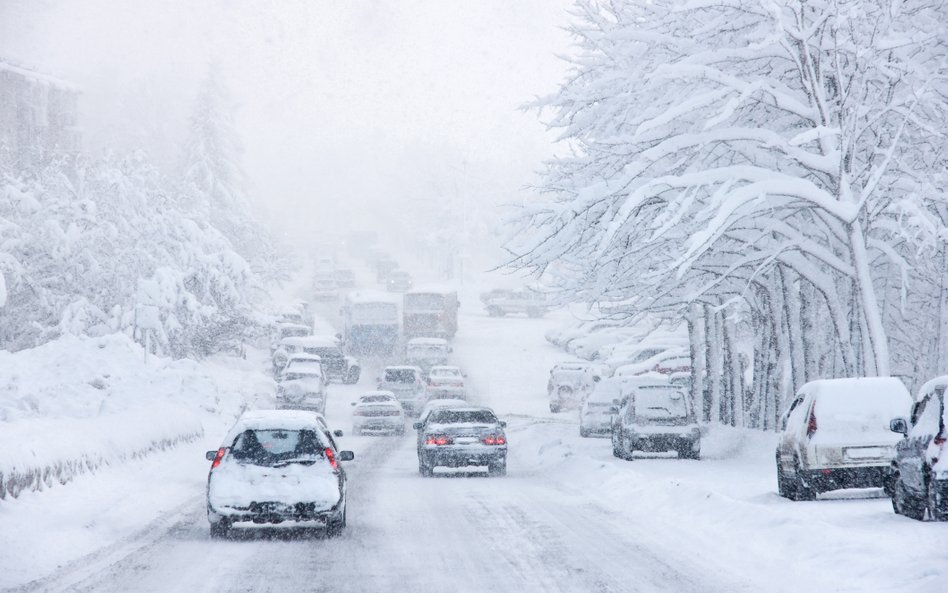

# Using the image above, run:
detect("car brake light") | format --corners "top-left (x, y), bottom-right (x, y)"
top-left (325, 447), bottom-right (338, 470)
top-left (425, 435), bottom-right (452, 445)
top-left (935, 434), bottom-right (946, 446)
top-left (806, 406), bottom-right (817, 438)
top-left (210, 447), bottom-right (226, 469)
top-left (483, 435), bottom-right (506, 445)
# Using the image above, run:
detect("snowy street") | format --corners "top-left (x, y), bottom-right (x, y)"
top-left (5, 306), bottom-right (945, 593)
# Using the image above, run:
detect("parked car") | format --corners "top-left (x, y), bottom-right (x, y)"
top-left (426, 365), bottom-right (466, 399)
top-left (205, 410), bottom-right (353, 538)
top-left (580, 377), bottom-right (633, 437)
top-left (548, 361), bottom-right (604, 413)
top-left (406, 337), bottom-right (451, 374)
top-left (378, 365), bottom-right (428, 416)
top-left (413, 406), bottom-right (507, 477)
top-left (351, 391), bottom-right (406, 436)
top-left (481, 288), bottom-right (552, 318)
top-left (611, 380), bottom-right (700, 459)
top-left (776, 377), bottom-right (911, 501)
top-left (888, 376), bottom-right (948, 520)
top-left (386, 270), bottom-right (414, 292)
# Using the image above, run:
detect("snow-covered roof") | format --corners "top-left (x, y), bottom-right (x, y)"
top-left (287, 353), bottom-right (322, 362)
top-left (915, 375), bottom-right (948, 401)
top-left (385, 365), bottom-right (423, 372)
top-left (230, 410), bottom-right (327, 433)
top-left (360, 390), bottom-right (396, 398)
top-left (429, 365), bottom-right (461, 372)
top-left (405, 285), bottom-right (458, 296)
top-left (346, 291), bottom-right (400, 304)
top-left (0, 60), bottom-right (78, 91)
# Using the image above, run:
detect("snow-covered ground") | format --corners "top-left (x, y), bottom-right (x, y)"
top-left (2, 292), bottom-right (946, 592)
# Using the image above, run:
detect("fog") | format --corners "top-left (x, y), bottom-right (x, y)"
top-left (0, 0), bottom-right (573, 263)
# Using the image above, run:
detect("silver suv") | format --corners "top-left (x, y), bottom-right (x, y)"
top-left (611, 381), bottom-right (700, 460)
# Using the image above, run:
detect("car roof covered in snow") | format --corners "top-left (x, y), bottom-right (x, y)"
top-left (360, 390), bottom-right (396, 399)
top-left (346, 290), bottom-right (400, 304)
top-left (287, 353), bottom-right (322, 362)
top-left (915, 375), bottom-right (948, 401)
top-left (407, 337), bottom-right (448, 346)
top-left (405, 285), bottom-right (458, 295)
top-left (385, 365), bottom-right (423, 372)
top-left (280, 335), bottom-right (339, 348)
top-left (429, 365), bottom-right (461, 372)
top-left (276, 322), bottom-right (310, 331)
top-left (222, 410), bottom-right (330, 443)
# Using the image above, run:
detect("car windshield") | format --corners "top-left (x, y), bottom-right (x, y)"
top-left (428, 410), bottom-right (496, 424)
top-left (385, 369), bottom-right (417, 383)
top-left (361, 395), bottom-right (393, 403)
top-left (634, 387), bottom-right (689, 419)
top-left (230, 429), bottom-right (326, 465)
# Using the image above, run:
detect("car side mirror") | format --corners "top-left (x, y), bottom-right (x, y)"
top-left (499, 421), bottom-right (507, 428)
top-left (889, 417), bottom-right (908, 436)
top-left (334, 429), bottom-right (344, 437)
top-left (593, 376), bottom-right (601, 383)
top-left (338, 450), bottom-right (355, 461)
top-left (205, 450), bottom-right (217, 461)
top-left (413, 422), bottom-right (423, 430)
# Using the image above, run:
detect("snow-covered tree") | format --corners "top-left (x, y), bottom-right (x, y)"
top-left (511, 0), bottom-right (948, 423)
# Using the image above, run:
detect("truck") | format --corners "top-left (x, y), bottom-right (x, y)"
top-left (403, 288), bottom-right (459, 340)
top-left (342, 291), bottom-right (400, 355)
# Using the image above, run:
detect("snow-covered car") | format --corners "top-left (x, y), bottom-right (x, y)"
top-left (611, 380), bottom-right (700, 459)
top-left (413, 406), bottom-right (507, 477)
top-left (776, 377), bottom-right (911, 501)
top-left (277, 335), bottom-right (360, 384)
top-left (351, 391), bottom-right (406, 436)
top-left (406, 337), bottom-right (451, 374)
top-left (580, 377), bottom-right (627, 437)
top-left (312, 274), bottom-right (339, 301)
top-left (481, 288), bottom-right (552, 318)
top-left (205, 410), bottom-right (353, 538)
top-left (889, 375), bottom-right (948, 520)
top-left (547, 361), bottom-right (604, 413)
top-left (378, 365), bottom-right (428, 416)
top-left (386, 270), bottom-right (413, 292)
top-left (278, 365), bottom-right (327, 414)
top-left (270, 322), bottom-right (312, 355)
top-left (334, 268), bottom-right (356, 289)
top-left (426, 365), bottom-right (466, 399)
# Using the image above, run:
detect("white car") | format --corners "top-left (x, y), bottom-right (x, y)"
top-left (405, 337), bottom-right (451, 373)
top-left (776, 377), bottom-right (912, 500)
top-left (378, 365), bottom-right (428, 416)
top-left (205, 410), bottom-right (353, 538)
top-left (277, 366), bottom-right (327, 414)
top-left (547, 361), bottom-right (604, 413)
top-left (579, 377), bottom-right (631, 437)
top-left (426, 365), bottom-right (466, 399)
top-left (351, 391), bottom-right (406, 435)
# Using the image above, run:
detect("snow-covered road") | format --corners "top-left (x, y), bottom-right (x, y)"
top-left (6, 304), bottom-right (947, 593)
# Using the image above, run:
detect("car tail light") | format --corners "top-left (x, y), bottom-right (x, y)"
top-left (325, 447), bottom-right (338, 470)
top-left (483, 435), bottom-right (507, 445)
top-left (935, 433), bottom-right (946, 446)
top-left (210, 447), bottom-right (226, 469)
top-left (425, 435), bottom-right (452, 445)
top-left (806, 406), bottom-right (818, 438)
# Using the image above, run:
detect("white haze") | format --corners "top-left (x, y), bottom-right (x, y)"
top-left (0, 0), bottom-right (573, 261)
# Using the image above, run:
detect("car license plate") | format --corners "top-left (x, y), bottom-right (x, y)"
top-left (455, 437), bottom-right (478, 445)
top-left (845, 447), bottom-right (884, 460)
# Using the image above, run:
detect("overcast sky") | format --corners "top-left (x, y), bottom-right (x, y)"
top-left (0, 0), bottom-right (574, 255)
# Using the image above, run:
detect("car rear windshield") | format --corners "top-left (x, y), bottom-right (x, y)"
top-left (813, 388), bottom-right (908, 433)
top-left (429, 410), bottom-right (496, 424)
top-left (283, 371), bottom-right (321, 382)
top-left (362, 395), bottom-right (393, 403)
top-left (634, 387), bottom-right (689, 419)
top-left (385, 369), bottom-right (417, 382)
top-left (230, 429), bottom-right (327, 465)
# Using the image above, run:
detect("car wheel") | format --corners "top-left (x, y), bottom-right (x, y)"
top-left (611, 431), bottom-right (623, 458)
top-left (580, 427), bottom-right (591, 438)
top-left (209, 518), bottom-right (231, 539)
top-left (488, 460), bottom-right (507, 477)
top-left (776, 454), bottom-right (795, 499)
top-left (550, 403), bottom-right (561, 413)
top-left (893, 477), bottom-right (925, 520)
top-left (791, 459), bottom-right (816, 501)
top-left (928, 475), bottom-right (948, 521)
top-left (327, 507), bottom-right (346, 537)
top-left (419, 457), bottom-right (434, 477)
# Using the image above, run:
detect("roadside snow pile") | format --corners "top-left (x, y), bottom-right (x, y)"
top-left (0, 333), bottom-right (272, 499)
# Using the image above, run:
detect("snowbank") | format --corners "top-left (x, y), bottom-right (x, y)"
top-left (0, 333), bottom-right (273, 499)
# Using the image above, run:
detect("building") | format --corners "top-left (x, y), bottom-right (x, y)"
top-left (0, 59), bottom-right (80, 168)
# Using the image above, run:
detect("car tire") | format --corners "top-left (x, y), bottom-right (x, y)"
top-left (791, 459), bottom-right (817, 501)
top-left (419, 457), bottom-right (434, 477)
top-left (327, 507), bottom-right (346, 537)
top-left (928, 475), bottom-right (948, 521)
top-left (488, 460), bottom-right (507, 477)
top-left (611, 431), bottom-right (623, 458)
top-left (681, 447), bottom-right (700, 460)
top-left (550, 403), bottom-right (561, 413)
top-left (776, 455), bottom-right (795, 499)
top-left (209, 518), bottom-right (231, 539)
top-left (893, 477), bottom-right (925, 520)
top-left (580, 427), bottom-right (591, 438)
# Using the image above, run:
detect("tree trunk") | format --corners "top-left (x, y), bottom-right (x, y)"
top-left (850, 223), bottom-right (890, 375)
